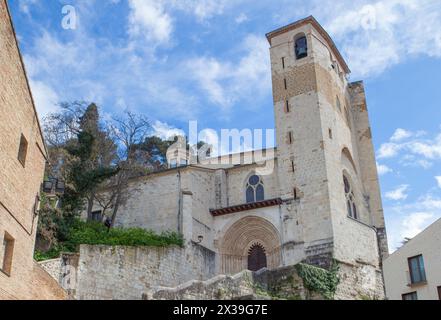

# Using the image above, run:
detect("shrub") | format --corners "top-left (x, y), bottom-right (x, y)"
top-left (68, 221), bottom-right (184, 247)
top-left (34, 220), bottom-right (184, 261)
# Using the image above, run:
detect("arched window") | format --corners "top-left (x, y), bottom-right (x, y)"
top-left (246, 175), bottom-right (264, 203)
top-left (343, 175), bottom-right (358, 220)
top-left (295, 36), bottom-right (308, 60)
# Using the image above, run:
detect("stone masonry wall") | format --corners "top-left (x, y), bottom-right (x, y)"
top-left (75, 243), bottom-right (215, 300)
top-left (148, 266), bottom-right (323, 300)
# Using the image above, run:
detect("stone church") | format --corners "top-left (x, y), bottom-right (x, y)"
top-left (92, 16), bottom-right (389, 298)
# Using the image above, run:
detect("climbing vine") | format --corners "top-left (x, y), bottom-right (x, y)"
top-left (295, 261), bottom-right (340, 300)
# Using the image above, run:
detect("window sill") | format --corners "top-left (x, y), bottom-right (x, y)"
top-left (407, 281), bottom-right (427, 288)
top-left (346, 216), bottom-right (376, 231)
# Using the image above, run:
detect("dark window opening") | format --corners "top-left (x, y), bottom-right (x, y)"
top-left (402, 292), bottom-right (418, 300)
top-left (288, 132), bottom-right (293, 144)
top-left (1, 232), bottom-right (15, 276)
top-left (408, 255), bottom-right (427, 285)
top-left (285, 100), bottom-right (290, 113)
top-left (295, 36), bottom-right (308, 60)
top-left (437, 286), bottom-right (441, 300)
top-left (284, 78), bottom-right (287, 90)
top-left (294, 188), bottom-right (298, 200)
top-left (91, 210), bottom-right (103, 222)
top-left (17, 134), bottom-right (28, 167)
top-left (281, 57), bottom-right (285, 69)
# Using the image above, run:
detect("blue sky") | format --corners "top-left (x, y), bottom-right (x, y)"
top-left (9, 0), bottom-right (441, 252)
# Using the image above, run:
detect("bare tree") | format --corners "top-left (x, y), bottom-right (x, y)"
top-left (106, 110), bottom-right (152, 227)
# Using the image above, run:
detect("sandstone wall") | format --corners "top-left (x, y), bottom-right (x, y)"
top-left (149, 266), bottom-right (323, 300)
top-left (75, 244), bottom-right (215, 300)
top-left (0, 0), bottom-right (65, 300)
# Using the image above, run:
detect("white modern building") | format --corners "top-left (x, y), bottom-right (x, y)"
top-left (383, 218), bottom-right (441, 300)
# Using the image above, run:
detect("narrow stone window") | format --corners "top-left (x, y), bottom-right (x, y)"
top-left (285, 100), bottom-right (290, 113)
top-left (344, 107), bottom-right (351, 129)
top-left (288, 131), bottom-right (293, 144)
top-left (329, 128), bottom-right (333, 139)
top-left (281, 57), bottom-right (285, 69)
top-left (291, 160), bottom-right (295, 173)
top-left (284, 78), bottom-right (287, 90)
top-left (293, 188), bottom-right (298, 200)
top-left (17, 134), bottom-right (28, 167)
top-left (1, 232), bottom-right (15, 276)
top-left (336, 96), bottom-right (341, 111)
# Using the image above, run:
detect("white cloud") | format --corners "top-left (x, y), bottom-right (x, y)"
top-left (152, 121), bottom-right (185, 140)
top-left (377, 142), bottom-right (402, 159)
top-left (29, 80), bottom-right (60, 117)
top-left (390, 128), bottom-right (412, 142)
top-left (235, 13), bottom-right (249, 24)
top-left (184, 34), bottom-right (270, 110)
top-left (128, 0), bottom-right (173, 44)
top-left (385, 185), bottom-right (409, 201)
top-left (377, 162), bottom-right (392, 176)
top-left (400, 212), bottom-right (434, 240)
top-left (18, 0), bottom-right (39, 14)
top-left (436, 176), bottom-right (441, 188)
top-left (386, 193), bottom-right (441, 252)
top-left (377, 128), bottom-right (441, 166)
top-left (169, 0), bottom-right (227, 21)
top-left (321, 0), bottom-right (441, 77)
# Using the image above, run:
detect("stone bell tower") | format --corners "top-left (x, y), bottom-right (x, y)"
top-left (266, 16), bottom-right (388, 298)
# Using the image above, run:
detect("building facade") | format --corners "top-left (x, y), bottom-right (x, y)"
top-left (91, 17), bottom-right (388, 299)
top-left (383, 218), bottom-right (441, 300)
top-left (0, 0), bottom-right (66, 300)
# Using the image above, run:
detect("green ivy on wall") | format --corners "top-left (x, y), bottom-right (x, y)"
top-left (295, 261), bottom-right (340, 300)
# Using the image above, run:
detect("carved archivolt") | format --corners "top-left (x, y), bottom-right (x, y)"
top-left (220, 216), bottom-right (282, 274)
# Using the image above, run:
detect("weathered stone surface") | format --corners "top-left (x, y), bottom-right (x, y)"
top-left (75, 244), bottom-right (215, 300)
top-left (148, 266), bottom-right (324, 300)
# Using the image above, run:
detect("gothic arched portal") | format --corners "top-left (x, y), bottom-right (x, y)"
top-left (219, 216), bottom-right (281, 275)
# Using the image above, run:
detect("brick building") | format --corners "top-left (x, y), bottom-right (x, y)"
top-left (0, 0), bottom-right (66, 300)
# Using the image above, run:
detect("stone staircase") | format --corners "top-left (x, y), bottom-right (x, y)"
top-left (143, 265), bottom-right (323, 300)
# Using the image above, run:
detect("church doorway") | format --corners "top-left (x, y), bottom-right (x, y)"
top-left (219, 216), bottom-right (281, 275)
top-left (247, 244), bottom-right (267, 272)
